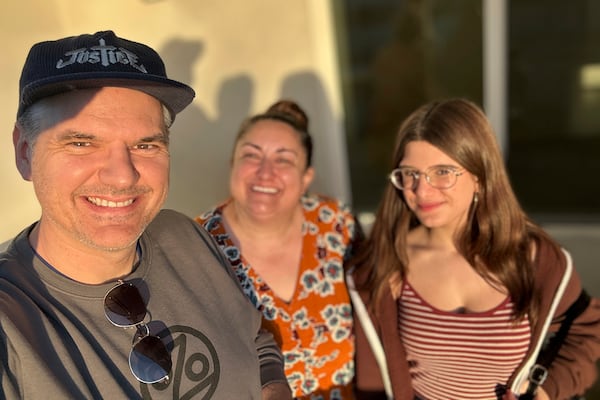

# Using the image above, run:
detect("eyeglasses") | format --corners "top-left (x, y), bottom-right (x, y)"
top-left (103, 280), bottom-right (172, 384)
top-left (389, 165), bottom-right (464, 191)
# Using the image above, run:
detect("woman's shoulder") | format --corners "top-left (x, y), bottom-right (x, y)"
top-left (302, 193), bottom-right (352, 213)
top-left (195, 201), bottom-right (229, 225)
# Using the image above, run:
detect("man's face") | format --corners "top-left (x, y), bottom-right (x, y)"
top-left (15, 87), bottom-right (170, 252)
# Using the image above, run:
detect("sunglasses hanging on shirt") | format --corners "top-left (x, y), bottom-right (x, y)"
top-left (103, 280), bottom-right (172, 384)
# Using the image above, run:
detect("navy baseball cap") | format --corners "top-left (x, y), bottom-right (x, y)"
top-left (17, 30), bottom-right (195, 120)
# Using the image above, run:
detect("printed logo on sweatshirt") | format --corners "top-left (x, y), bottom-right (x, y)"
top-left (140, 325), bottom-right (220, 399)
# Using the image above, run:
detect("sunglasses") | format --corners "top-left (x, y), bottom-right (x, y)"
top-left (103, 280), bottom-right (172, 384)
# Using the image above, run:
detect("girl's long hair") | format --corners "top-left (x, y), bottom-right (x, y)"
top-left (353, 98), bottom-right (560, 323)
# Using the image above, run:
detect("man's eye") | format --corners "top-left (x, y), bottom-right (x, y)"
top-left (70, 141), bottom-right (90, 147)
top-left (136, 143), bottom-right (156, 150)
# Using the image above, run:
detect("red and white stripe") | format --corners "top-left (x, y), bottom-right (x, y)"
top-left (398, 281), bottom-right (531, 399)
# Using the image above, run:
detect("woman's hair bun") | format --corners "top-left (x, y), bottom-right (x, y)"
top-left (265, 99), bottom-right (309, 132)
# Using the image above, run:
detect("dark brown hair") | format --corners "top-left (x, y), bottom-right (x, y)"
top-left (353, 98), bottom-right (561, 324)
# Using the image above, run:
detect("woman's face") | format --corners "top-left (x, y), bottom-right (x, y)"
top-left (229, 119), bottom-right (314, 220)
top-left (399, 140), bottom-right (478, 233)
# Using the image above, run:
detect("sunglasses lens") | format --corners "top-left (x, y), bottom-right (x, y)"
top-left (129, 335), bottom-right (172, 384)
top-left (104, 282), bottom-right (147, 327)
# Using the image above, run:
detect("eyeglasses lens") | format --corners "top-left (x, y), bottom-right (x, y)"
top-left (130, 335), bottom-right (173, 384)
top-left (104, 282), bottom-right (147, 327)
top-left (104, 281), bottom-right (172, 384)
top-left (390, 169), bottom-right (414, 190)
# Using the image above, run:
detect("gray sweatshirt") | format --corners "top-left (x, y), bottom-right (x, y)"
top-left (0, 209), bottom-right (286, 399)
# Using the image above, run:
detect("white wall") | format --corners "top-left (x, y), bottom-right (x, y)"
top-left (0, 0), bottom-right (350, 243)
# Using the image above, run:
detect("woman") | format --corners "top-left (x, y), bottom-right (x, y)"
top-left (351, 98), bottom-right (600, 399)
top-left (196, 100), bottom-right (361, 399)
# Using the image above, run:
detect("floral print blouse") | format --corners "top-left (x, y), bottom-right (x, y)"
top-left (196, 194), bottom-right (359, 399)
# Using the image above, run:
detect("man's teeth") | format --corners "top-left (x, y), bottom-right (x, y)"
top-left (87, 197), bottom-right (134, 208)
top-left (252, 186), bottom-right (278, 194)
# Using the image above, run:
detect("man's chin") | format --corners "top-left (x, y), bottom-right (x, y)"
top-left (80, 229), bottom-right (144, 252)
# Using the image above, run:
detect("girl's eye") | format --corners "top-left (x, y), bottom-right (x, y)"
top-left (402, 169), bottom-right (418, 178)
top-left (434, 167), bottom-right (455, 176)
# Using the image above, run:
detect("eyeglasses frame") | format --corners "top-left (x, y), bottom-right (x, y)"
top-left (389, 165), bottom-right (465, 191)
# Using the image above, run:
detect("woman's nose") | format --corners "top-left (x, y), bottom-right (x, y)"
top-left (256, 158), bottom-right (275, 177)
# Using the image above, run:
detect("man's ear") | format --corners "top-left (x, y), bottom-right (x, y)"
top-left (13, 124), bottom-right (33, 181)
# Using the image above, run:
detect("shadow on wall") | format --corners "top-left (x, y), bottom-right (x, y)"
top-left (160, 37), bottom-right (254, 217)
top-left (168, 71), bottom-right (253, 217)
top-left (279, 71), bottom-right (340, 200)
top-left (160, 37), bottom-right (343, 218)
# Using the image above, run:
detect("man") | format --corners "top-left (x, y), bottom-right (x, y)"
top-left (1, 30), bottom-right (291, 399)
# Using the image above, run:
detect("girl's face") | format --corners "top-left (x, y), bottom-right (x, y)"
top-left (229, 119), bottom-right (314, 220)
top-left (398, 140), bottom-right (478, 233)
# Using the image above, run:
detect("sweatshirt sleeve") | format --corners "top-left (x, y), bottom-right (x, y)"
top-left (542, 268), bottom-right (600, 398)
top-left (254, 328), bottom-right (288, 387)
top-left (191, 214), bottom-right (289, 387)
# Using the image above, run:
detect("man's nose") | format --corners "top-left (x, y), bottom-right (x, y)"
top-left (98, 145), bottom-right (140, 187)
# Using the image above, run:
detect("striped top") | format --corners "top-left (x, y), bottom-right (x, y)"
top-left (398, 281), bottom-right (531, 399)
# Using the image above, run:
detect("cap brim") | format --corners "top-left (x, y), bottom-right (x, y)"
top-left (19, 72), bottom-right (195, 120)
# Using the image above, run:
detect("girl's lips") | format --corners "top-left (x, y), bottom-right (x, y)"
top-left (417, 202), bottom-right (442, 212)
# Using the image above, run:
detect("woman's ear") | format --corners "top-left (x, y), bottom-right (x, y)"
top-left (302, 166), bottom-right (315, 193)
top-left (13, 124), bottom-right (33, 181)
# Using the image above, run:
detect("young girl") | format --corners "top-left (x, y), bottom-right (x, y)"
top-left (352, 98), bottom-right (600, 400)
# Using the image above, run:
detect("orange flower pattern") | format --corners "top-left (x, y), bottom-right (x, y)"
top-left (197, 195), bottom-right (357, 399)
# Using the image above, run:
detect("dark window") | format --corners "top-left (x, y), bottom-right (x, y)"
top-left (334, 0), bottom-right (483, 213)
top-left (508, 0), bottom-right (600, 216)
top-left (336, 0), bottom-right (599, 218)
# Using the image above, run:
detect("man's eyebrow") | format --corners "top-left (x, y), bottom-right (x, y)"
top-left (56, 132), bottom-right (170, 145)
top-left (58, 132), bottom-right (96, 141)
top-left (139, 133), bottom-right (169, 144)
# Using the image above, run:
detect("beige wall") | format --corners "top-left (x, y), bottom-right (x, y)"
top-left (0, 0), bottom-right (350, 243)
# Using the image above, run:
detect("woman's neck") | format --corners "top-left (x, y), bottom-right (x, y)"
top-left (223, 200), bottom-right (304, 242)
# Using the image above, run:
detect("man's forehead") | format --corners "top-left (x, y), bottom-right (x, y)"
top-left (33, 87), bottom-right (165, 135)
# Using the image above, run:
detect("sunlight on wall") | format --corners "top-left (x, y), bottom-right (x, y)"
top-left (0, 0), bottom-right (348, 243)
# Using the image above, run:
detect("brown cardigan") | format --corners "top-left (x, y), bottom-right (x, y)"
top-left (353, 238), bottom-right (600, 399)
